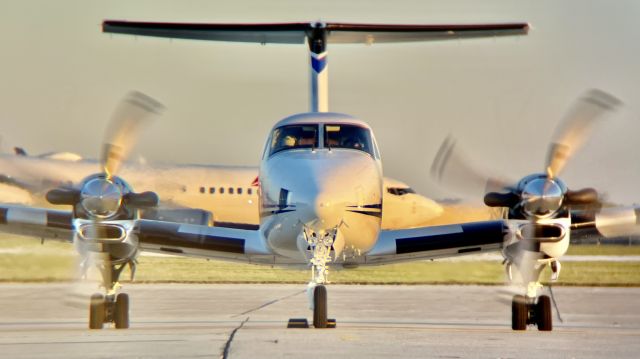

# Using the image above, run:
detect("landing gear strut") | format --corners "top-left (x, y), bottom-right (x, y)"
top-left (88, 259), bottom-right (133, 329)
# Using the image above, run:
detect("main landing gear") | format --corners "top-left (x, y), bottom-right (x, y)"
top-left (88, 260), bottom-right (133, 329)
top-left (511, 294), bottom-right (552, 331)
top-left (288, 228), bottom-right (337, 329)
top-left (509, 269), bottom-right (554, 331)
top-left (89, 293), bottom-right (129, 329)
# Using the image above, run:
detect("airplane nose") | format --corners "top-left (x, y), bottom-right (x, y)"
top-left (263, 149), bottom-right (382, 232)
top-left (312, 192), bottom-right (342, 229)
top-left (296, 189), bottom-right (344, 230)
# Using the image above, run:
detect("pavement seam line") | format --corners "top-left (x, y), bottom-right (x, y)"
top-left (231, 289), bottom-right (305, 317)
top-left (220, 316), bottom-right (249, 359)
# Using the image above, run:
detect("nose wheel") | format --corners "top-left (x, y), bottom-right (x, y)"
top-left (312, 285), bottom-right (336, 328)
top-left (288, 285), bottom-right (336, 329)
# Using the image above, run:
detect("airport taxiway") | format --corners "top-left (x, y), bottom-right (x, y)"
top-left (0, 284), bottom-right (638, 358)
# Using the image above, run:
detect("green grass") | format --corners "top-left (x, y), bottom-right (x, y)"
top-left (566, 244), bottom-right (640, 255)
top-left (1, 236), bottom-right (639, 285)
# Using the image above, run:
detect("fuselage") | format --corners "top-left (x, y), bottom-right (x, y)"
top-left (258, 113), bottom-right (384, 261)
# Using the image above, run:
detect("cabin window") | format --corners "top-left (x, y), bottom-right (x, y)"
top-left (199, 186), bottom-right (205, 194)
top-left (269, 125), bottom-right (319, 155)
top-left (209, 187), bottom-right (215, 194)
top-left (387, 187), bottom-right (416, 196)
top-left (324, 124), bottom-right (374, 156)
top-left (237, 188), bottom-right (243, 195)
top-left (219, 187), bottom-right (225, 194)
top-left (229, 187), bottom-right (234, 194)
top-left (248, 188), bottom-right (253, 195)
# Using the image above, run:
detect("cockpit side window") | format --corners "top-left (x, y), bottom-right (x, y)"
top-left (387, 187), bottom-right (416, 196)
top-left (269, 125), bottom-right (319, 155)
top-left (324, 124), bottom-right (374, 156)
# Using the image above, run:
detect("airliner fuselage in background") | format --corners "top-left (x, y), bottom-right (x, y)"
top-left (0, 151), bottom-right (442, 229)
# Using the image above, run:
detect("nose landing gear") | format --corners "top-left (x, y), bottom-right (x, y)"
top-left (288, 228), bottom-right (337, 329)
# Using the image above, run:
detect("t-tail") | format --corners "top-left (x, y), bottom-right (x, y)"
top-left (102, 21), bottom-right (529, 113)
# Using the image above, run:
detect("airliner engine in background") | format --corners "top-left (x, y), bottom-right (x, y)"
top-left (0, 20), bottom-right (636, 332)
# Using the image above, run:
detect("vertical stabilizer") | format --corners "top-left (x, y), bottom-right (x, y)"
top-left (308, 23), bottom-right (329, 112)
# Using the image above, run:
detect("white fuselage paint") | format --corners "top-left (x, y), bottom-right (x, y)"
top-left (258, 112), bottom-right (389, 261)
top-left (260, 148), bottom-right (382, 260)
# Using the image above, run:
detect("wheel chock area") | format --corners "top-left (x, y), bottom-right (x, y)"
top-left (287, 318), bottom-right (309, 328)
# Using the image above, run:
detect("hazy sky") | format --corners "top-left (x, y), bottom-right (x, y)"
top-left (1, 0), bottom-right (639, 204)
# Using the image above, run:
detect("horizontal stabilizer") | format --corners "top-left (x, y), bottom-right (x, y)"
top-left (103, 21), bottom-right (529, 45)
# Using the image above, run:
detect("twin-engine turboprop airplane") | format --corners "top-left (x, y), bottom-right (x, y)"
top-left (1, 20), bottom-right (636, 331)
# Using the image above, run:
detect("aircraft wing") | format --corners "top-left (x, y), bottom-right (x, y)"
top-left (363, 220), bottom-right (507, 265)
top-left (0, 204), bottom-right (73, 242)
top-left (134, 219), bottom-right (273, 263)
top-left (102, 21), bottom-right (529, 45)
top-left (0, 203), bottom-right (273, 263)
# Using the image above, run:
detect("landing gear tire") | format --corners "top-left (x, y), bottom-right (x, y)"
top-left (114, 293), bottom-right (130, 329)
top-left (536, 295), bottom-right (552, 331)
top-left (511, 295), bottom-right (527, 331)
top-left (89, 293), bottom-right (105, 330)
top-left (313, 285), bottom-right (328, 328)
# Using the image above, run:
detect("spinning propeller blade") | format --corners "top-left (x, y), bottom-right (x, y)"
top-left (101, 91), bottom-right (164, 178)
top-left (430, 135), bottom-right (513, 201)
top-left (545, 89), bottom-right (622, 179)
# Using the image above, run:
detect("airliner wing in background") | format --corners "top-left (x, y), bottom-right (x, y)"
top-left (364, 220), bottom-right (507, 265)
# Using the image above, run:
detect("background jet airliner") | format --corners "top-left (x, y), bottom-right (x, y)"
top-left (0, 20), bottom-right (635, 332)
top-left (0, 150), bottom-right (442, 229)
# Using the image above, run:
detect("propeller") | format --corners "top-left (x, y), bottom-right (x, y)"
top-left (101, 91), bottom-right (164, 179)
top-left (44, 91), bottom-right (163, 304)
top-left (47, 91), bottom-right (163, 214)
top-left (545, 89), bottom-right (621, 179)
top-left (430, 89), bottom-right (622, 296)
top-left (430, 135), bottom-right (514, 202)
top-left (432, 89), bottom-right (621, 216)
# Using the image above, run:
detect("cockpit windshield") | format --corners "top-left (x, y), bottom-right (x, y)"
top-left (269, 125), bottom-right (319, 155)
top-left (324, 124), bottom-right (374, 156)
